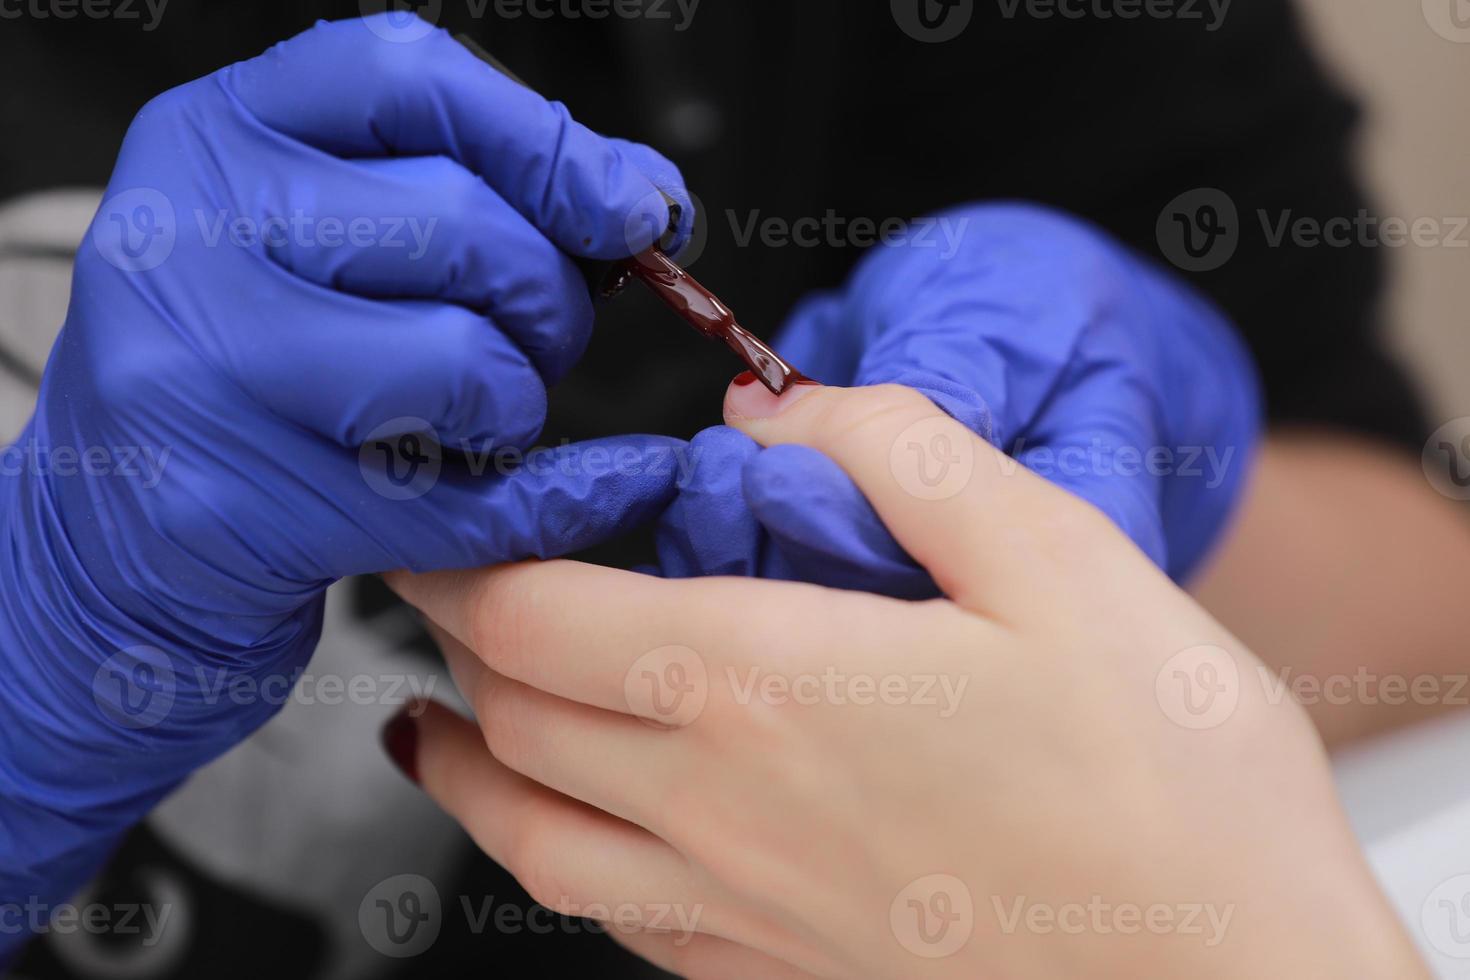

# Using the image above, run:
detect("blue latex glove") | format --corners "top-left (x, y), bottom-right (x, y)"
top-left (0, 15), bottom-right (691, 934)
top-left (656, 203), bottom-right (1261, 596)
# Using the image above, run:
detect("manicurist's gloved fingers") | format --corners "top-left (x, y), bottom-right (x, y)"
top-left (841, 203), bottom-right (1136, 443)
top-left (742, 445), bottom-right (937, 600)
top-left (649, 426), bottom-right (933, 595)
top-left (224, 16), bottom-right (673, 258)
top-left (224, 280), bottom-right (548, 452)
top-left (1012, 359), bottom-right (1169, 569)
top-left (324, 435), bottom-right (688, 577)
top-left (654, 427), bottom-right (763, 579)
top-left (260, 156), bottom-right (593, 383)
top-left (605, 137), bottom-right (696, 254)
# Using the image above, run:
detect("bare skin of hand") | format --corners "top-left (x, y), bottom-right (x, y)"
top-left (384, 381), bottom-right (1425, 979)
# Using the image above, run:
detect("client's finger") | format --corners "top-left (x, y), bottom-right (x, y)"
top-left (423, 620), bottom-right (689, 832)
top-left (385, 560), bottom-right (864, 722)
top-left (382, 701), bottom-right (704, 929)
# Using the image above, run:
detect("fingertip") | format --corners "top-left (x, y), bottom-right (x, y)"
top-left (462, 352), bottom-right (547, 452)
top-left (722, 376), bottom-right (823, 430)
top-left (604, 137), bottom-right (693, 255)
top-left (385, 698), bottom-right (490, 812)
top-left (381, 706), bottom-right (422, 785)
top-left (609, 182), bottom-right (675, 260)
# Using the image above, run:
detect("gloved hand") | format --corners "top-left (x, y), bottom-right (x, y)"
top-left (656, 203), bottom-right (1261, 597)
top-left (0, 15), bottom-right (690, 931)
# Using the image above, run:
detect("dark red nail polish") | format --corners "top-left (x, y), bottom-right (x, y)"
top-left (381, 711), bottom-right (419, 785)
top-left (732, 370), bottom-right (759, 387)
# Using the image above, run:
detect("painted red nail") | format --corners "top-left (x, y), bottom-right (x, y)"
top-left (381, 711), bottom-right (419, 785)
top-left (731, 370), bottom-right (759, 387)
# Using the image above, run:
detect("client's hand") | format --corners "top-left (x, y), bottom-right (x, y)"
top-left (383, 381), bottom-right (1421, 980)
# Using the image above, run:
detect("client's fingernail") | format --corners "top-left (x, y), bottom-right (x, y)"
top-left (725, 375), bottom-right (820, 421)
top-left (381, 710), bottom-right (420, 785)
